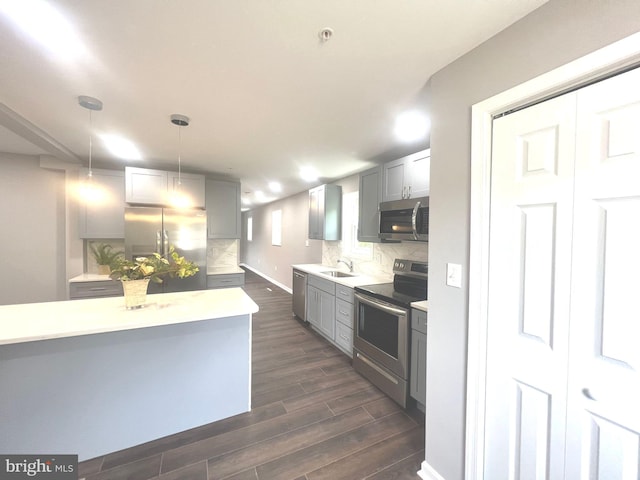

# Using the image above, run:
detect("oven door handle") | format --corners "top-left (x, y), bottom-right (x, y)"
top-left (355, 293), bottom-right (408, 317)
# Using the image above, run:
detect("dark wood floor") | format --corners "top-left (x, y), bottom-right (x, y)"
top-left (78, 269), bottom-right (425, 480)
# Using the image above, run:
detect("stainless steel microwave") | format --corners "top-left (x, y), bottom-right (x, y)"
top-left (379, 197), bottom-right (429, 241)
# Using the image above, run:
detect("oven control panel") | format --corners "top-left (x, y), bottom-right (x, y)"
top-left (393, 259), bottom-right (428, 278)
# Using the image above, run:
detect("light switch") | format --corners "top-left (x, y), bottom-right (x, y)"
top-left (446, 263), bottom-right (462, 288)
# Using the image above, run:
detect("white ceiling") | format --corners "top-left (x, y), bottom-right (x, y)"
top-left (0, 0), bottom-right (547, 207)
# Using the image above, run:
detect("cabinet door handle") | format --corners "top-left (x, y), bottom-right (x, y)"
top-left (407, 185), bottom-right (412, 198)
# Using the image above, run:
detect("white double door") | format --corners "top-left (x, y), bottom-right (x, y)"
top-left (484, 67), bottom-right (640, 479)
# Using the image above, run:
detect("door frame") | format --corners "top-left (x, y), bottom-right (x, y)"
top-left (465, 31), bottom-right (640, 480)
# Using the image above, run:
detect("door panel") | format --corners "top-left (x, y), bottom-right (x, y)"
top-left (519, 203), bottom-right (556, 347)
top-left (510, 381), bottom-right (552, 479)
top-left (484, 92), bottom-right (577, 480)
top-left (565, 68), bottom-right (640, 479)
top-left (485, 66), bottom-right (640, 480)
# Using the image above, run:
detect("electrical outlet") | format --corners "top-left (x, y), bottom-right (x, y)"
top-left (446, 263), bottom-right (462, 288)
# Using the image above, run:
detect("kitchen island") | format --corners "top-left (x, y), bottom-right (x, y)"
top-left (0, 288), bottom-right (258, 461)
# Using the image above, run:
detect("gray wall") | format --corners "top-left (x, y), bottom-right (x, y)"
top-left (426, 1), bottom-right (640, 478)
top-left (240, 189), bottom-right (323, 288)
top-left (0, 154), bottom-right (67, 305)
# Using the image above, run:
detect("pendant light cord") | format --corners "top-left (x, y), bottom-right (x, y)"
top-left (177, 123), bottom-right (182, 187)
top-left (88, 109), bottom-right (93, 179)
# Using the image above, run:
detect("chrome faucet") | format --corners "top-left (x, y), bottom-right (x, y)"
top-left (337, 258), bottom-right (354, 272)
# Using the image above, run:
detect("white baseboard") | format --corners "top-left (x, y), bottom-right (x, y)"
top-left (240, 263), bottom-right (292, 294)
top-left (418, 461), bottom-right (446, 480)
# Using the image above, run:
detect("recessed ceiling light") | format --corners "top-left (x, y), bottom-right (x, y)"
top-left (394, 111), bottom-right (430, 143)
top-left (299, 166), bottom-right (319, 182)
top-left (268, 181), bottom-right (282, 193)
top-left (100, 134), bottom-right (142, 161)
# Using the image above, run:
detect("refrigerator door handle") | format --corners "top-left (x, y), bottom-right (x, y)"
top-left (163, 229), bottom-right (169, 256)
top-left (156, 230), bottom-right (162, 255)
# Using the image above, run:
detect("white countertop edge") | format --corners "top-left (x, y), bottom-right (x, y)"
top-left (411, 300), bottom-right (429, 312)
top-left (69, 274), bottom-right (114, 283)
top-left (0, 288), bottom-right (259, 346)
top-left (206, 266), bottom-right (245, 275)
top-left (292, 263), bottom-right (391, 287)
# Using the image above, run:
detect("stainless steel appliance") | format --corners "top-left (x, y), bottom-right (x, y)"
top-left (124, 207), bottom-right (207, 293)
top-left (353, 258), bottom-right (428, 407)
top-left (292, 269), bottom-right (307, 321)
top-left (379, 197), bottom-right (429, 242)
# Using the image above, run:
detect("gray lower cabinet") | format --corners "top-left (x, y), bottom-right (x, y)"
top-left (307, 275), bottom-right (354, 356)
top-left (206, 272), bottom-right (245, 289)
top-left (334, 284), bottom-right (354, 356)
top-left (410, 308), bottom-right (427, 406)
top-left (78, 169), bottom-right (125, 239)
top-left (70, 280), bottom-right (123, 300)
top-left (306, 275), bottom-right (335, 341)
top-left (206, 179), bottom-right (241, 239)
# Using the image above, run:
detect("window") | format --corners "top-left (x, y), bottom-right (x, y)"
top-left (271, 209), bottom-right (282, 246)
top-left (342, 191), bottom-right (373, 259)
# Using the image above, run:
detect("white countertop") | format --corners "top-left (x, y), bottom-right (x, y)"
top-left (207, 265), bottom-right (245, 275)
top-left (0, 288), bottom-right (259, 346)
top-left (411, 300), bottom-right (429, 312)
top-left (292, 264), bottom-right (390, 287)
top-left (69, 274), bottom-right (114, 283)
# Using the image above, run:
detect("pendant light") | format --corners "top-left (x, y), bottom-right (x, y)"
top-left (170, 113), bottom-right (190, 207)
top-left (78, 95), bottom-right (103, 201)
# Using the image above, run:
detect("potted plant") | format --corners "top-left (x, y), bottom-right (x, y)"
top-left (89, 243), bottom-right (123, 275)
top-left (109, 246), bottom-right (199, 309)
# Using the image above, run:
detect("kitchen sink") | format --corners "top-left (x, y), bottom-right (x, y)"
top-left (320, 270), bottom-right (357, 278)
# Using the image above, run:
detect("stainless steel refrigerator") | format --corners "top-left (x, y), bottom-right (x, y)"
top-left (124, 207), bottom-right (207, 293)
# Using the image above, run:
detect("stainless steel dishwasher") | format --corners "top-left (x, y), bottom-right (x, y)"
top-left (292, 269), bottom-right (307, 321)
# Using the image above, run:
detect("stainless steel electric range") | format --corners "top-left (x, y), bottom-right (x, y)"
top-left (353, 258), bottom-right (428, 408)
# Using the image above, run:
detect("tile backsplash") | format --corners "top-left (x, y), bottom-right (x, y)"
top-left (85, 240), bottom-right (125, 274)
top-left (85, 239), bottom-right (238, 273)
top-left (207, 239), bottom-right (239, 267)
top-left (322, 241), bottom-right (428, 280)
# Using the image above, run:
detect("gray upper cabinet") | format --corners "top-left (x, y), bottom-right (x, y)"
top-left (206, 179), bottom-right (241, 239)
top-left (167, 171), bottom-right (206, 208)
top-left (308, 184), bottom-right (342, 240)
top-left (78, 169), bottom-right (125, 239)
top-left (382, 149), bottom-right (430, 202)
top-left (125, 166), bottom-right (205, 208)
top-left (358, 166), bottom-right (383, 243)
